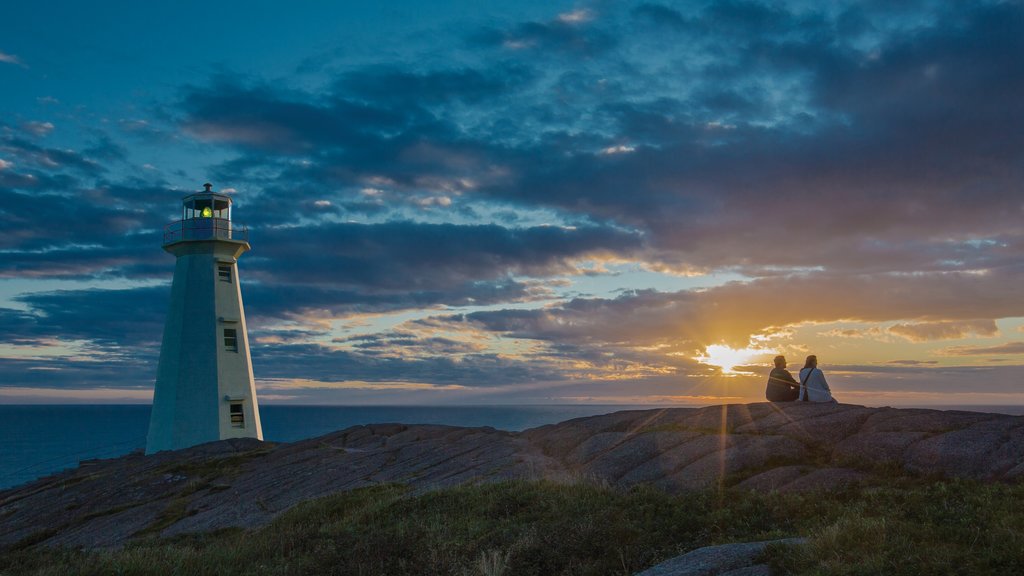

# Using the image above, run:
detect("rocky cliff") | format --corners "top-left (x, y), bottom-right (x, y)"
top-left (2, 403), bottom-right (1022, 550)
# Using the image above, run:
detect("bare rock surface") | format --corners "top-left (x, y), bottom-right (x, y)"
top-left (633, 538), bottom-right (805, 576)
top-left (1, 403), bottom-right (1022, 549)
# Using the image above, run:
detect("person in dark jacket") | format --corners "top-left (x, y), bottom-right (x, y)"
top-left (765, 355), bottom-right (800, 402)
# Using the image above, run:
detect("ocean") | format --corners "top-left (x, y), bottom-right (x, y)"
top-left (2, 403), bottom-right (1022, 491)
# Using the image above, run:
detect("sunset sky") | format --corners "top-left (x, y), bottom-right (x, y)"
top-left (1, 1), bottom-right (1023, 406)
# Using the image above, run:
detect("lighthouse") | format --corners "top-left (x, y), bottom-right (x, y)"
top-left (146, 183), bottom-right (263, 454)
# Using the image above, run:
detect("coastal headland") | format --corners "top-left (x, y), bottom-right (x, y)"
top-left (3, 402), bottom-right (1022, 552)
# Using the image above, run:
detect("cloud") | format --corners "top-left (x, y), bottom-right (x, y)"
top-left (0, 133), bottom-right (107, 176)
top-left (0, 182), bottom-right (178, 273)
top-left (888, 319), bottom-right (999, 342)
top-left (820, 327), bottom-right (886, 340)
top-left (9, 286), bottom-right (169, 350)
top-left (337, 64), bottom-right (534, 107)
top-left (557, 9), bottom-right (594, 24)
top-left (249, 221), bottom-right (643, 291)
top-left (452, 266), bottom-right (1024, 350)
top-left (468, 15), bottom-right (616, 55)
top-left (20, 121), bottom-right (54, 137)
top-left (0, 386), bottom-right (151, 403)
top-left (4, 1), bottom-right (1024, 402)
top-left (0, 51), bottom-right (25, 67)
top-left (939, 342), bottom-right (1024, 356)
top-left (631, 4), bottom-right (687, 29)
top-left (182, 2), bottom-right (1024, 281)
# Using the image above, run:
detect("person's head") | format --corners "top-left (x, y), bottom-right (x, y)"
top-left (803, 355), bottom-right (818, 370)
top-left (774, 355), bottom-right (786, 369)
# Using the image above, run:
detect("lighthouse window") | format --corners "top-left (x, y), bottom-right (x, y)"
top-left (223, 328), bottom-right (238, 352)
top-left (229, 402), bottom-right (245, 428)
top-left (218, 264), bottom-right (232, 283)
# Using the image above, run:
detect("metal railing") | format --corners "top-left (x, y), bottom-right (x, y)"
top-left (163, 218), bottom-right (249, 245)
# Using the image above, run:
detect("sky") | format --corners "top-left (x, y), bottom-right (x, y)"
top-left (1, 0), bottom-right (1023, 406)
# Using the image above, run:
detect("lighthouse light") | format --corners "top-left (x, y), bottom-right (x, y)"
top-left (201, 206), bottom-right (213, 218)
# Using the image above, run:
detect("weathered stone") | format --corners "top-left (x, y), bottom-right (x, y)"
top-left (580, 431), bottom-right (701, 481)
top-left (778, 468), bottom-right (868, 492)
top-left (565, 432), bottom-right (630, 466)
top-left (523, 409), bottom-right (670, 458)
top-left (768, 407), bottom-right (874, 445)
top-left (860, 409), bottom-right (999, 434)
top-left (720, 566), bottom-right (773, 576)
top-left (678, 403), bottom-right (779, 433)
top-left (734, 466), bottom-right (809, 492)
top-left (655, 435), bottom-right (807, 491)
top-left (633, 538), bottom-right (805, 576)
top-left (731, 403), bottom-right (860, 436)
top-left (832, 431), bottom-right (930, 464)
top-left (903, 422), bottom-right (1024, 479)
top-left (614, 434), bottom-right (725, 486)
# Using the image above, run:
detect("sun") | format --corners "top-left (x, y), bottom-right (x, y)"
top-left (698, 344), bottom-right (766, 375)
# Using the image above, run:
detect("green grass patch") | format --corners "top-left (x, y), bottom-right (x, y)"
top-left (1, 478), bottom-right (1023, 575)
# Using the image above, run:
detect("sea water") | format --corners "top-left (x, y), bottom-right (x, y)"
top-left (2, 403), bottom-right (1022, 491)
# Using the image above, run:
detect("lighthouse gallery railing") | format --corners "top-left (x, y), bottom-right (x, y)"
top-left (163, 218), bottom-right (249, 245)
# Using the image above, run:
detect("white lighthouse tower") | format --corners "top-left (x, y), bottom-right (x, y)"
top-left (146, 183), bottom-right (263, 454)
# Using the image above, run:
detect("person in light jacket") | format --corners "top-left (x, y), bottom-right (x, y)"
top-left (798, 355), bottom-right (837, 403)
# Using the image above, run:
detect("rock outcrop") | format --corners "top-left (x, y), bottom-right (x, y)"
top-left (1, 403), bottom-right (1021, 549)
top-left (633, 538), bottom-right (806, 576)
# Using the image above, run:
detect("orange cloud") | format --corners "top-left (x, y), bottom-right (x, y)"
top-left (888, 319), bottom-right (998, 342)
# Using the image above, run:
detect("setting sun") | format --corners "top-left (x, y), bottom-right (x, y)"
top-left (698, 345), bottom-right (767, 375)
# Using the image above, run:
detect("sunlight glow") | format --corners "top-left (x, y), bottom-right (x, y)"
top-left (698, 345), bottom-right (766, 375)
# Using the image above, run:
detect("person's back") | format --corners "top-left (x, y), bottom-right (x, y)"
top-left (798, 355), bottom-right (836, 403)
top-left (765, 355), bottom-right (800, 402)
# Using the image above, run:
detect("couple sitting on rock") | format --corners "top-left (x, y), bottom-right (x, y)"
top-left (765, 354), bottom-right (837, 403)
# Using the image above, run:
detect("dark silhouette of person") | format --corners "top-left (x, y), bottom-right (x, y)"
top-left (765, 355), bottom-right (800, 402)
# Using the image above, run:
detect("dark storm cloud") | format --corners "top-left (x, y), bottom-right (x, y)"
top-left (181, 79), bottom-right (413, 154)
top-left (335, 333), bottom-right (485, 355)
top-left (631, 3), bottom-right (687, 29)
top-left (0, 182), bottom-right (181, 274)
top-left (249, 342), bottom-right (563, 386)
top-left (486, 1), bottom-right (1024, 274)
top-left (12, 286), bottom-right (169, 349)
top-left (0, 287), bottom-right (167, 390)
top-left (0, 134), bottom-right (107, 176)
top-left (0, 214), bottom-right (641, 385)
top-left (338, 64), bottom-right (534, 106)
top-left (249, 221), bottom-right (643, 290)
top-left (0, 219), bottom-right (607, 334)
top-left (175, 1), bottom-right (1024, 279)
top-left (0, 357), bottom-right (154, 390)
top-left (0, 307), bottom-right (44, 344)
top-left (241, 277), bottom-right (549, 325)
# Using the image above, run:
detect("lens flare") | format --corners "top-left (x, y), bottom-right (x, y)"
top-left (698, 344), bottom-right (765, 375)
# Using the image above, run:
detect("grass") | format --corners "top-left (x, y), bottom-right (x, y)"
top-left (1, 478), bottom-right (1022, 575)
